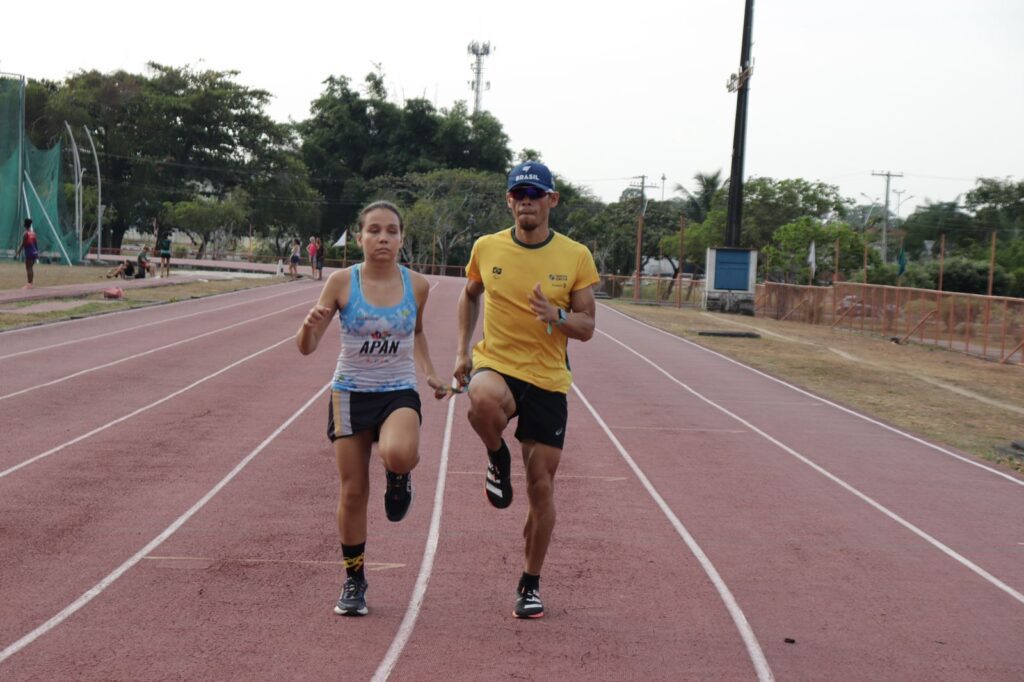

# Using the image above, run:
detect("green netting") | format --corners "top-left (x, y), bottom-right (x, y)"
top-left (1, 75), bottom-right (78, 262)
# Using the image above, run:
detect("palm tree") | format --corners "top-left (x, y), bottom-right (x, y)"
top-left (674, 170), bottom-right (727, 224)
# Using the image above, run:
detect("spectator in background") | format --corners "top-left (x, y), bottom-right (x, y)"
top-left (107, 259), bottom-right (136, 279)
top-left (315, 236), bottom-right (325, 281)
top-left (308, 236), bottom-right (318, 278)
top-left (14, 218), bottom-right (38, 289)
top-left (137, 246), bottom-right (156, 278)
top-left (289, 238), bottom-right (301, 280)
top-left (159, 232), bottom-right (173, 278)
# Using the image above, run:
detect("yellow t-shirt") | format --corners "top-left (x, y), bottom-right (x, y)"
top-left (466, 227), bottom-right (600, 394)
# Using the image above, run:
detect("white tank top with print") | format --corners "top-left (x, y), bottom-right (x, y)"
top-left (332, 264), bottom-right (418, 392)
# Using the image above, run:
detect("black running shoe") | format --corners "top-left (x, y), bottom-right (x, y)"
top-left (384, 471), bottom-right (413, 522)
top-left (334, 576), bottom-right (368, 616)
top-left (485, 441), bottom-right (513, 509)
top-left (513, 587), bottom-right (544, 619)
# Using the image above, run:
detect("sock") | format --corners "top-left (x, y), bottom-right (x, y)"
top-left (518, 572), bottom-right (540, 593)
top-left (488, 440), bottom-right (509, 462)
top-left (342, 542), bottom-right (366, 582)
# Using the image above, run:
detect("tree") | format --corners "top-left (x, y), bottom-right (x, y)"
top-left (366, 168), bottom-right (507, 270)
top-left (673, 170), bottom-right (726, 224)
top-left (739, 177), bottom-right (850, 250)
top-left (760, 217), bottom-right (868, 284)
top-left (300, 77), bottom-right (514, 238)
top-left (964, 177), bottom-right (1024, 242)
top-left (40, 64), bottom-right (293, 250)
top-left (163, 193), bottom-right (249, 258)
top-left (901, 201), bottom-right (977, 257)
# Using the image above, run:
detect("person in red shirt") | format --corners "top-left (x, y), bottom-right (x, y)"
top-left (14, 218), bottom-right (39, 289)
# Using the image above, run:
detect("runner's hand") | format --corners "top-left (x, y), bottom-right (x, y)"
top-left (528, 283), bottom-right (556, 323)
top-left (452, 353), bottom-right (472, 393)
top-left (303, 305), bottom-right (332, 329)
top-left (427, 375), bottom-right (452, 400)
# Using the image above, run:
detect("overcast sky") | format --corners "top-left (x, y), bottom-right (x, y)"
top-left (4, 0), bottom-right (1022, 218)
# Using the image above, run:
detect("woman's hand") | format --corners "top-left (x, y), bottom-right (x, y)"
top-left (426, 375), bottom-right (453, 400)
top-left (303, 305), bottom-right (332, 329)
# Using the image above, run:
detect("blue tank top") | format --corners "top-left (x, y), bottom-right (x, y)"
top-left (332, 264), bottom-right (418, 392)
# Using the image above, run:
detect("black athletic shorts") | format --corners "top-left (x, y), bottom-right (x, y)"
top-left (481, 370), bottom-right (568, 450)
top-left (327, 388), bottom-right (421, 442)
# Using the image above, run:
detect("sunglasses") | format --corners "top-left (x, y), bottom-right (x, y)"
top-left (510, 186), bottom-right (549, 201)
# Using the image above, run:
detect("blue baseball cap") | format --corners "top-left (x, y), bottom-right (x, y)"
top-left (507, 161), bottom-right (556, 193)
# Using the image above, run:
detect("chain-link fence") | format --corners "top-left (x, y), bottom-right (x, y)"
top-left (756, 281), bottom-right (1024, 365)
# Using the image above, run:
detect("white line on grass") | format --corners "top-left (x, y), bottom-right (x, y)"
top-left (372, 392), bottom-right (456, 682)
top-left (601, 304), bottom-right (1024, 488)
top-left (572, 383), bottom-right (775, 682)
top-left (0, 382), bottom-right (330, 664)
top-left (0, 283), bottom-right (310, 361)
top-left (0, 301), bottom-right (308, 401)
top-left (0, 337), bottom-right (293, 479)
top-left (597, 326), bottom-right (1024, 606)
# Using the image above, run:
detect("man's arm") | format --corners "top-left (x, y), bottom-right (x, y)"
top-left (453, 279), bottom-right (484, 386)
top-left (527, 283), bottom-right (596, 341)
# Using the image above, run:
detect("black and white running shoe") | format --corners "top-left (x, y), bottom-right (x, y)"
top-left (334, 576), bottom-right (369, 616)
top-left (513, 587), bottom-right (544, 619)
top-left (485, 442), bottom-right (513, 509)
top-left (384, 471), bottom-right (413, 522)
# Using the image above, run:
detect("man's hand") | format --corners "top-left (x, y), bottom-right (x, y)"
top-left (528, 283), bottom-right (557, 323)
top-left (452, 353), bottom-right (472, 393)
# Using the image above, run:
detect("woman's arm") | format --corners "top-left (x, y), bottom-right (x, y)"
top-left (411, 273), bottom-right (449, 399)
top-left (296, 269), bottom-right (348, 355)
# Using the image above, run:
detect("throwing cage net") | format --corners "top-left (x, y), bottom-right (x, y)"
top-left (1, 74), bottom-right (78, 263)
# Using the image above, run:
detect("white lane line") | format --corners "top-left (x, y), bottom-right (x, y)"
top-left (0, 284), bottom-right (311, 361)
top-left (372, 392), bottom-right (456, 682)
top-left (0, 382), bottom-right (330, 664)
top-left (598, 327), bottom-right (1024, 607)
top-left (0, 337), bottom-right (293, 480)
top-left (572, 383), bottom-right (774, 682)
top-left (602, 304), bottom-right (1024, 488)
top-left (0, 301), bottom-right (308, 401)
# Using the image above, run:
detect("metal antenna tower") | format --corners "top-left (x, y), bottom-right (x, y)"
top-left (467, 41), bottom-right (493, 114)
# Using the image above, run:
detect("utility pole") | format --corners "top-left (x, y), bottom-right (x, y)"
top-left (871, 170), bottom-right (902, 262)
top-left (661, 173), bottom-right (666, 201)
top-left (724, 0), bottom-right (755, 247)
top-left (467, 41), bottom-right (493, 114)
top-left (630, 175), bottom-right (660, 301)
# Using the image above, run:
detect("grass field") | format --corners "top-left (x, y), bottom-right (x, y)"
top-left (0, 263), bottom-right (285, 331)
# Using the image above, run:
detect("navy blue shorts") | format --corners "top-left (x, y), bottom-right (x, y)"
top-left (327, 388), bottom-right (421, 442)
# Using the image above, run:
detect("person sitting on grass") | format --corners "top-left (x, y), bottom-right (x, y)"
top-left (136, 246), bottom-right (156, 278)
top-left (106, 259), bottom-right (136, 279)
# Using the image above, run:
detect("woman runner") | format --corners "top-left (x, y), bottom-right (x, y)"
top-left (296, 200), bottom-right (450, 616)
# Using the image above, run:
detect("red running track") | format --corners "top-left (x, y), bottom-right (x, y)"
top-left (0, 276), bottom-right (1021, 680)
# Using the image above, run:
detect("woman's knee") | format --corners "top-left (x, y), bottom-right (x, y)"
top-left (378, 444), bottom-right (418, 474)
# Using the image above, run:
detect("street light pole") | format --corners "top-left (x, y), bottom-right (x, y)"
top-left (859, 193), bottom-right (881, 232)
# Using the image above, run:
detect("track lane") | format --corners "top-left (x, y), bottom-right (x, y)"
top-left (0, 298), bottom-right (321, 474)
top-left (597, 306), bottom-right (1024, 587)
top-left (571, 308), bottom-right (1023, 679)
top-left (0, 283), bottom-right (320, 394)
top-left (3, 277), bottom-right (1021, 679)
top-left (0, 276), bottom-right (459, 679)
